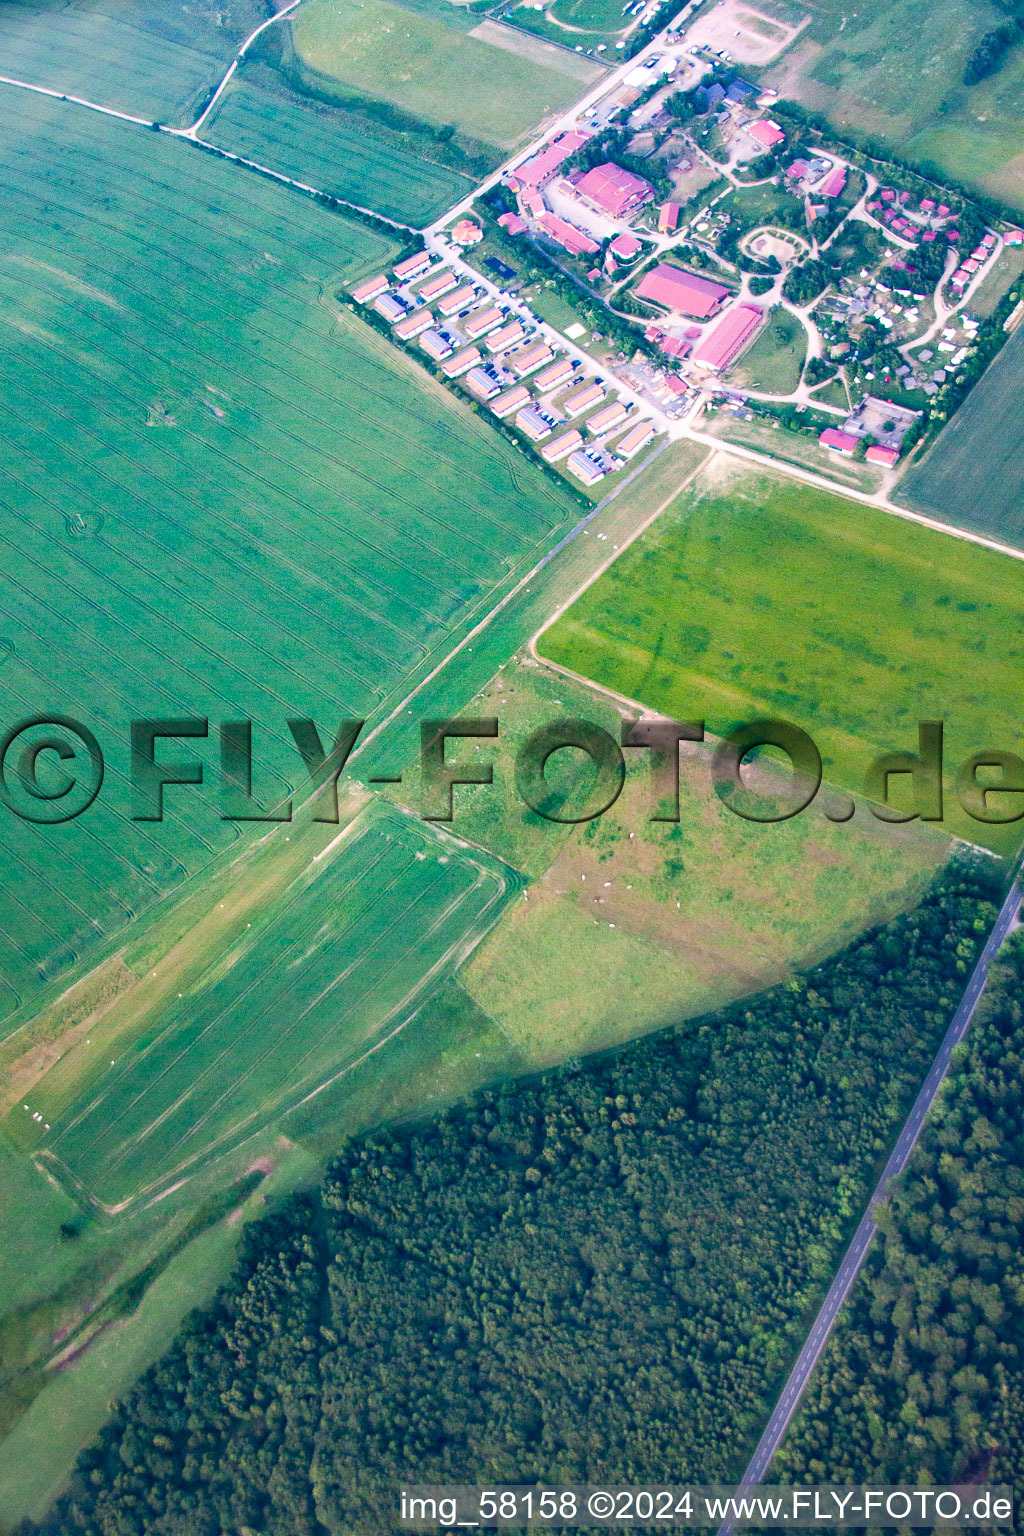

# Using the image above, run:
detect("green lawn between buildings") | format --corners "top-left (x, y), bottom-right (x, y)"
top-left (538, 459), bottom-right (1024, 855)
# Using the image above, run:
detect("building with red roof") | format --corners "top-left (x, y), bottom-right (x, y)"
top-left (920, 197), bottom-right (935, 212)
top-left (511, 130), bottom-right (589, 191)
top-left (1006, 229), bottom-right (1024, 245)
top-left (610, 233), bottom-right (642, 260)
top-left (819, 166), bottom-right (847, 197)
top-left (818, 427), bottom-right (859, 455)
top-left (693, 304), bottom-right (764, 372)
top-left (865, 444), bottom-right (899, 467)
top-left (497, 212), bottom-right (527, 236)
top-left (746, 119), bottom-right (785, 148)
top-left (880, 188), bottom-right (896, 203)
top-left (658, 201), bottom-right (680, 233)
top-left (575, 162), bottom-right (654, 219)
top-left (636, 263), bottom-right (731, 317)
top-left (537, 212), bottom-right (599, 258)
top-left (450, 219), bottom-right (483, 246)
top-left (936, 203), bottom-right (951, 217)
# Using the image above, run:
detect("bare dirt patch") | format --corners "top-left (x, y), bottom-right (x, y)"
top-left (682, 0), bottom-right (809, 65)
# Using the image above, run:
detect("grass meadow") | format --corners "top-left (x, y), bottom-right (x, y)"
top-left (290, 0), bottom-right (603, 149)
top-left (0, 0), bottom-right (264, 125)
top-left (538, 458), bottom-right (1024, 855)
top-left (761, 0), bottom-right (1024, 211)
top-left (729, 306), bottom-right (807, 394)
top-left (898, 324), bottom-right (1024, 549)
top-left (0, 95), bottom-right (578, 1022)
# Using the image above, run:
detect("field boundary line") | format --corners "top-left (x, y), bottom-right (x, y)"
top-left (528, 445), bottom-right (714, 658)
top-left (350, 440), bottom-right (673, 767)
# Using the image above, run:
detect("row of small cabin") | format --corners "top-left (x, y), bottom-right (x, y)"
top-left (350, 254), bottom-right (654, 484)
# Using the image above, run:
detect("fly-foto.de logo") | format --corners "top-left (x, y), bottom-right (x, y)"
top-left (0, 715), bottom-right (1020, 828)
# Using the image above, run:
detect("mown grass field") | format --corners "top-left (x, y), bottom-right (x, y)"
top-left (208, 81), bottom-right (475, 223)
top-left (761, 0), bottom-right (1024, 210)
top-left (898, 324), bottom-right (1024, 548)
top-left (538, 458), bottom-right (1024, 854)
top-left (12, 802), bottom-right (512, 1209)
top-left (291, 0), bottom-right (603, 149)
top-left (0, 0), bottom-right (262, 125)
top-left (729, 306), bottom-right (806, 393)
top-left (0, 95), bottom-right (578, 1022)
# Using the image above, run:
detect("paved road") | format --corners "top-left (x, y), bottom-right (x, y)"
top-left (717, 876), bottom-right (1022, 1533)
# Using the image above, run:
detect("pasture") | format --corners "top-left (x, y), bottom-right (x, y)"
top-left (207, 81), bottom-right (475, 223)
top-left (0, 95), bottom-right (577, 1022)
top-left (898, 324), bottom-right (1024, 549)
top-left (537, 458), bottom-right (1024, 854)
top-left (452, 657), bottom-right (949, 1063)
top-left (291, 0), bottom-right (604, 149)
top-left (16, 802), bottom-right (513, 1208)
top-left (0, 0), bottom-right (262, 125)
top-left (728, 306), bottom-right (806, 393)
top-left (761, 0), bottom-right (1024, 210)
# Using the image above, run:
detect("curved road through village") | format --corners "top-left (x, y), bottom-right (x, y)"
top-left (717, 874), bottom-right (1022, 1533)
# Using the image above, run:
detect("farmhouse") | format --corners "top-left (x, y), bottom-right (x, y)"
top-left (587, 400), bottom-right (630, 435)
top-left (542, 428), bottom-right (583, 462)
top-left (418, 270), bottom-right (459, 303)
top-left (609, 233), bottom-right (642, 261)
top-left (865, 444), bottom-right (900, 466)
top-left (534, 357), bottom-right (577, 393)
top-left (746, 119), bottom-right (785, 149)
top-left (693, 304), bottom-right (764, 372)
top-left (818, 427), bottom-right (859, 455)
top-left (658, 201), bottom-right (680, 234)
top-left (537, 212), bottom-right (599, 258)
top-left (490, 384), bottom-right (531, 418)
top-left (567, 448), bottom-right (607, 485)
top-left (375, 293), bottom-right (408, 323)
top-left (819, 166), bottom-right (846, 198)
top-left (510, 130), bottom-right (589, 191)
top-left (394, 309), bottom-right (435, 342)
top-left (351, 273), bottom-right (389, 304)
top-left (437, 284), bottom-right (477, 316)
top-left (574, 162), bottom-right (654, 219)
top-left (564, 381), bottom-right (605, 417)
top-left (498, 211), bottom-right (527, 236)
top-left (465, 366), bottom-right (504, 400)
top-left (636, 264), bottom-right (730, 317)
top-left (485, 320), bottom-right (527, 355)
top-left (442, 346), bottom-right (481, 377)
top-left (463, 306), bottom-right (505, 339)
top-left (516, 406), bottom-right (556, 442)
top-left (615, 420), bottom-right (655, 458)
top-left (450, 219), bottom-right (483, 246)
top-left (512, 342), bottom-right (555, 377)
top-left (419, 329), bottom-right (454, 361)
top-left (394, 251), bottom-right (432, 282)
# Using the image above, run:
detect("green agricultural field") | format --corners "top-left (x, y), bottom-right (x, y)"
top-left (207, 81), bottom-right (475, 224)
top-left (13, 801), bottom-right (512, 1209)
top-left (0, 94), bottom-right (578, 1023)
top-left (545, 0), bottom-right (633, 36)
top-left (729, 306), bottom-right (806, 393)
top-left (0, 0), bottom-right (262, 125)
top-left (538, 458), bottom-right (1024, 854)
top-left (761, 0), bottom-right (1024, 211)
top-left (898, 323), bottom-right (1024, 548)
top-left (290, 0), bottom-right (604, 150)
top-left (446, 658), bottom-right (949, 1063)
